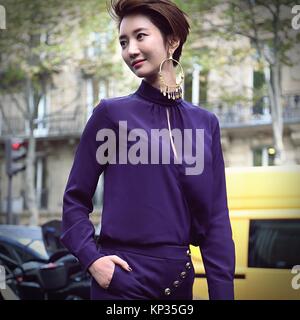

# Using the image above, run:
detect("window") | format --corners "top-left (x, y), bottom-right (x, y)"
top-left (86, 78), bottom-right (109, 121)
top-left (183, 69), bottom-right (208, 105)
top-left (35, 157), bottom-right (47, 209)
top-left (32, 84), bottom-right (50, 137)
top-left (248, 219), bottom-right (300, 269)
top-left (86, 32), bottom-right (108, 58)
top-left (253, 146), bottom-right (275, 166)
top-left (86, 78), bottom-right (94, 120)
top-left (184, 73), bottom-right (192, 103)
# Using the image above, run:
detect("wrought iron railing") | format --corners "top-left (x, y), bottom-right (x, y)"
top-left (201, 94), bottom-right (300, 127)
top-left (0, 111), bottom-right (87, 138)
top-left (1, 95), bottom-right (300, 137)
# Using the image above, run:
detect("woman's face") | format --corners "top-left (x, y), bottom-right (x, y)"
top-left (119, 14), bottom-right (170, 83)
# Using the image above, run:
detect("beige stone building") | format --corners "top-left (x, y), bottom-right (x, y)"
top-left (0, 23), bottom-right (299, 224)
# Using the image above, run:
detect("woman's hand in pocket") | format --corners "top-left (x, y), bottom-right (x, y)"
top-left (89, 255), bottom-right (132, 289)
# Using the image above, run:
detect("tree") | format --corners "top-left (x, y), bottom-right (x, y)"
top-left (0, 0), bottom-right (114, 225)
top-left (181, 0), bottom-right (300, 165)
top-left (171, 1), bottom-right (254, 107)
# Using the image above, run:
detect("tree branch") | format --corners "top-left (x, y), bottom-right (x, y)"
top-left (255, 0), bottom-right (276, 17)
top-left (246, 1), bottom-right (261, 52)
top-left (33, 89), bottom-right (82, 125)
top-left (2, 85), bottom-right (28, 119)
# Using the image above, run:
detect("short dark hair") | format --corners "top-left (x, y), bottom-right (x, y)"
top-left (108, 0), bottom-right (190, 66)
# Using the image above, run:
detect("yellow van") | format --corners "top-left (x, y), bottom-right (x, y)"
top-left (191, 165), bottom-right (300, 300)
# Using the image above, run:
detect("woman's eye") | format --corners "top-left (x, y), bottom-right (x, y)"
top-left (120, 34), bottom-right (146, 48)
top-left (137, 33), bottom-right (146, 40)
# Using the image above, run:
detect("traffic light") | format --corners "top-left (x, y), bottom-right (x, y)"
top-left (5, 138), bottom-right (28, 176)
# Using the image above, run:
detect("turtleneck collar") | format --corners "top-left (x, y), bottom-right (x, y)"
top-left (134, 79), bottom-right (183, 106)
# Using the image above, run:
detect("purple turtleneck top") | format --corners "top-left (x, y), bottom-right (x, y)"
top-left (61, 79), bottom-right (235, 299)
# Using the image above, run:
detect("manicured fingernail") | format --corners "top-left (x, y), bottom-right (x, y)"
top-left (128, 266), bottom-right (132, 271)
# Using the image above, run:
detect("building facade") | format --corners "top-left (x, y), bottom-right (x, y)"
top-left (1, 25), bottom-right (299, 224)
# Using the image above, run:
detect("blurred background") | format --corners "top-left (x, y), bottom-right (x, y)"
top-left (0, 0), bottom-right (299, 300)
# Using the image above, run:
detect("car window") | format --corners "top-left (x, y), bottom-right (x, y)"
top-left (248, 219), bottom-right (300, 269)
top-left (27, 240), bottom-right (48, 260)
top-left (0, 227), bottom-right (49, 261)
top-left (15, 239), bottom-right (49, 261)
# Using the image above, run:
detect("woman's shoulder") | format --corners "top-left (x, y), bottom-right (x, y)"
top-left (93, 93), bottom-right (141, 115)
top-left (93, 94), bottom-right (131, 108)
top-left (181, 100), bottom-right (220, 127)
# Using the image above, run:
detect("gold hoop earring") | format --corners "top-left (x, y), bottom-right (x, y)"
top-left (159, 53), bottom-right (184, 100)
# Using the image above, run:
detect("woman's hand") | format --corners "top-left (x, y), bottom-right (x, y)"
top-left (88, 255), bottom-right (132, 289)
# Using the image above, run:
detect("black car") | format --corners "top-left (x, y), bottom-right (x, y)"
top-left (0, 222), bottom-right (91, 300)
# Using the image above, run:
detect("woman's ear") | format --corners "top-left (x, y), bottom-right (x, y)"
top-left (167, 36), bottom-right (180, 55)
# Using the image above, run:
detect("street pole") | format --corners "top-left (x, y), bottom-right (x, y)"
top-left (192, 63), bottom-right (202, 106)
top-left (6, 174), bottom-right (13, 224)
top-left (5, 138), bottom-right (27, 225)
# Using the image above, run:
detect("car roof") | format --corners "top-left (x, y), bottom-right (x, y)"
top-left (0, 225), bottom-right (49, 260)
top-left (226, 166), bottom-right (300, 211)
top-left (0, 225), bottom-right (42, 239)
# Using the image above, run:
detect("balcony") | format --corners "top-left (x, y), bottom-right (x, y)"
top-left (0, 111), bottom-right (86, 139)
top-left (204, 94), bottom-right (300, 128)
top-left (1, 95), bottom-right (300, 138)
top-left (213, 106), bottom-right (300, 128)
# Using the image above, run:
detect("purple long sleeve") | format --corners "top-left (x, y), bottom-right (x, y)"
top-left (61, 80), bottom-right (235, 298)
top-left (61, 100), bottom-right (112, 271)
top-left (198, 115), bottom-right (235, 300)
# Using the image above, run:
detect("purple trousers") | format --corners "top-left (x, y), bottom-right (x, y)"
top-left (90, 242), bottom-right (195, 300)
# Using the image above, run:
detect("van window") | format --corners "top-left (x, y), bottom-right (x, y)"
top-left (248, 219), bottom-right (300, 269)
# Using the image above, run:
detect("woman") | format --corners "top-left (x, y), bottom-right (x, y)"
top-left (61, 0), bottom-right (235, 300)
